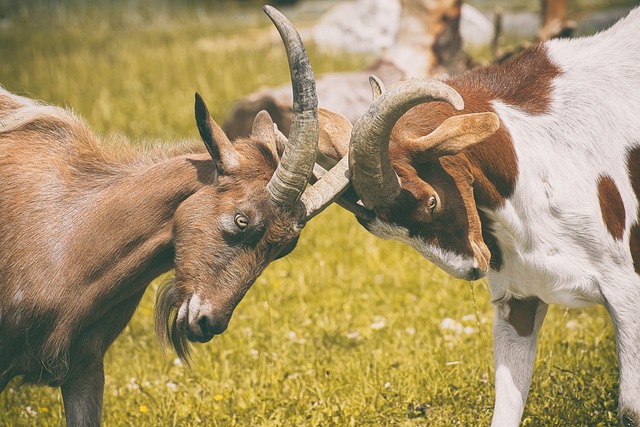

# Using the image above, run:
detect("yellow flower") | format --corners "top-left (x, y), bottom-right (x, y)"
top-left (38, 407), bottom-right (49, 413)
top-left (213, 394), bottom-right (223, 401)
top-left (139, 404), bottom-right (149, 413)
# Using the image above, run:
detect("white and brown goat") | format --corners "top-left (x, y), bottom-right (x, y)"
top-left (0, 7), bottom-right (351, 426)
top-left (322, 7), bottom-right (640, 426)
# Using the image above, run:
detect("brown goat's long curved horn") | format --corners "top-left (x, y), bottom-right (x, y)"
top-left (264, 5), bottom-right (319, 209)
top-left (349, 78), bottom-right (464, 209)
top-left (277, 107), bottom-right (359, 221)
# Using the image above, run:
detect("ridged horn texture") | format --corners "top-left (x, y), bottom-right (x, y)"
top-left (264, 5), bottom-right (319, 209)
top-left (311, 162), bottom-right (373, 221)
top-left (300, 154), bottom-right (351, 221)
top-left (349, 78), bottom-right (465, 209)
top-left (369, 75), bottom-right (385, 100)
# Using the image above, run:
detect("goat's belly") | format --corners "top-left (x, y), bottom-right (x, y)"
top-left (487, 254), bottom-right (605, 308)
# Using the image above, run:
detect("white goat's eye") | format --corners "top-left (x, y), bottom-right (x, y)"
top-left (427, 195), bottom-right (437, 212)
top-left (234, 214), bottom-right (249, 230)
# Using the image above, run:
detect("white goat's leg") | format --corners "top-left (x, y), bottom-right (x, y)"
top-left (602, 287), bottom-right (640, 427)
top-left (491, 299), bottom-right (548, 427)
top-left (61, 361), bottom-right (105, 427)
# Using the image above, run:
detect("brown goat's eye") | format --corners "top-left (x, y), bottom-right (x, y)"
top-left (427, 195), bottom-right (437, 213)
top-left (234, 214), bottom-right (249, 230)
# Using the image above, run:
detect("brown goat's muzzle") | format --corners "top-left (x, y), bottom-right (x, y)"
top-left (177, 293), bottom-right (231, 343)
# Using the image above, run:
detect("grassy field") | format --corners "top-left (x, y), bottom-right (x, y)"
top-left (0, 1), bottom-right (633, 425)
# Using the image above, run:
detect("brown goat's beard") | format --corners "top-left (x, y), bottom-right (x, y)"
top-left (155, 278), bottom-right (191, 365)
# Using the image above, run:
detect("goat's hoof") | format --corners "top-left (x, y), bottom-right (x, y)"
top-left (622, 410), bottom-right (638, 427)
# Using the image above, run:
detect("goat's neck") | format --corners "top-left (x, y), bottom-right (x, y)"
top-left (63, 153), bottom-right (212, 324)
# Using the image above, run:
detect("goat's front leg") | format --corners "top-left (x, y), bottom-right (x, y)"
top-left (491, 298), bottom-right (548, 427)
top-left (61, 360), bottom-right (105, 427)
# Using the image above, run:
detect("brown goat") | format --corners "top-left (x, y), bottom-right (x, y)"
top-left (0, 6), bottom-right (352, 425)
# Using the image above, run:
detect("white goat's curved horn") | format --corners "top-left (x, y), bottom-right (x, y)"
top-left (369, 75), bottom-right (385, 100)
top-left (307, 162), bottom-right (374, 221)
top-left (264, 5), bottom-right (319, 209)
top-left (349, 79), bottom-right (464, 209)
top-left (299, 156), bottom-right (351, 221)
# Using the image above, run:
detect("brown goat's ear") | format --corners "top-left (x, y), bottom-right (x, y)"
top-left (251, 110), bottom-right (278, 156)
top-left (408, 112), bottom-right (500, 161)
top-left (317, 108), bottom-right (352, 168)
top-left (194, 92), bottom-right (239, 175)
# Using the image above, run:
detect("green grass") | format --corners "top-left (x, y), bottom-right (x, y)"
top-left (0, 2), bottom-right (625, 426)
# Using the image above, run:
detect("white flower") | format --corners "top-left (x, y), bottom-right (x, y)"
top-left (406, 327), bottom-right (416, 336)
top-left (370, 316), bottom-right (386, 330)
top-left (166, 382), bottom-right (177, 392)
top-left (126, 377), bottom-right (140, 391)
top-left (440, 317), bottom-right (463, 334)
top-left (347, 331), bottom-right (361, 340)
top-left (481, 372), bottom-right (489, 384)
top-left (461, 314), bottom-right (476, 322)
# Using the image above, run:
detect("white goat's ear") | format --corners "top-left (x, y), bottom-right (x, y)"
top-left (250, 110), bottom-right (277, 156)
top-left (317, 108), bottom-right (352, 166)
top-left (409, 112), bottom-right (500, 160)
top-left (194, 92), bottom-right (239, 176)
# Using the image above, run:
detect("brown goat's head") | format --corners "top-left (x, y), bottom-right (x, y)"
top-left (323, 77), bottom-right (501, 281)
top-left (156, 6), bottom-right (352, 361)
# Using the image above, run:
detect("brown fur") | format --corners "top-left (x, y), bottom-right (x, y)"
top-left (507, 298), bottom-right (541, 337)
top-left (598, 175), bottom-right (626, 241)
top-left (0, 88), bottom-right (302, 424)
top-left (627, 147), bottom-right (640, 274)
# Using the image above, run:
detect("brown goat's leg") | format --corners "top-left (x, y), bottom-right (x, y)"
top-left (61, 361), bottom-right (105, 427)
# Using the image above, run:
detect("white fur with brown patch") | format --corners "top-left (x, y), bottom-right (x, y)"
top-left (366, 217), bottom-right (479, 279)
top-left (483, 8), bottom-right (640, 426)
top-left (339, 6), bottom-right (640, 427)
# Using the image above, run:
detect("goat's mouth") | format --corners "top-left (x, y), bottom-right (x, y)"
top-left (155, 277), bottom-right (254, 363)
top-left (469, 240), bottom-right (490, 280)
top-left (175, 294), bottom-right (230, 344)
top-left (155, 286), bottom-right (230, 364)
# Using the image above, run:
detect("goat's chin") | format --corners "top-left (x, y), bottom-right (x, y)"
top-left (155, 279), bottom-right (191, 365)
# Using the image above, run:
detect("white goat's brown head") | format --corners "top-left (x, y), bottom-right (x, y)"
top-left (156, 6), bottom-right (351, 361)
top-left (322, 77), bottom-right (501, 281)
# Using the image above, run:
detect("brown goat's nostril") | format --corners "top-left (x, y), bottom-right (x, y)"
top-left (196, 313), bottom-right (228, 339)
top-left (197, 314), bottom-right (211, 336)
